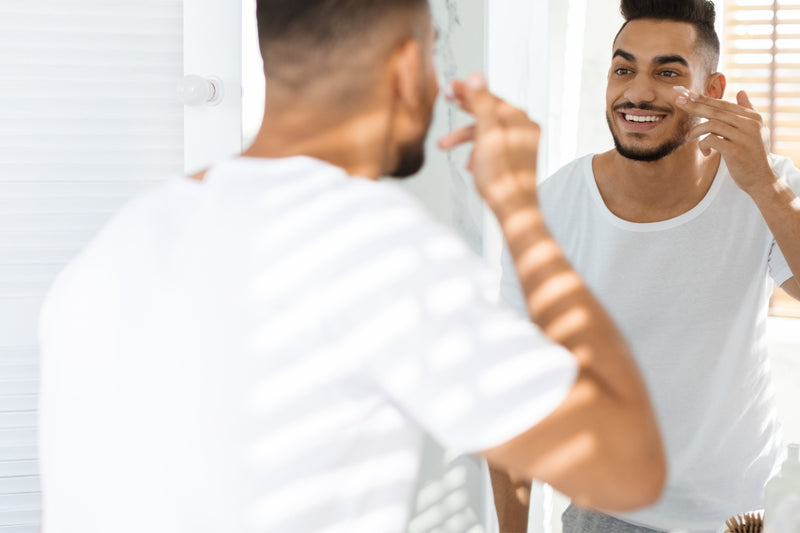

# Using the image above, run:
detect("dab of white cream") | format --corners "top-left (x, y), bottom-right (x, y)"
top-left (673, 85), bottom-right (691, 98)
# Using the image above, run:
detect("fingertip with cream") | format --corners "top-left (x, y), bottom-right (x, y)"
top-left (467, 72), bottom-right (486, 90)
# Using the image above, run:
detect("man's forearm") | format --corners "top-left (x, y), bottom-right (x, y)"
top-left (498, 203), bottom-right (637, 391)
top-left (489, 465), bottom-right (530, 533)
top-left (488, 200), bottom-right (665, 510)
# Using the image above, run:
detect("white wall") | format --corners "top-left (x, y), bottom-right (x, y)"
top-left (573, 0), bottom-right (622, 164)
top-left (488, 0), bottom-right (620, 178)
top-left (184, 1), bottom-right (243, 172)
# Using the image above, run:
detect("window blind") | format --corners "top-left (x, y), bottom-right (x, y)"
top-left (725, 0), bottom-right (800, 161)
top-left (725, 0), bottom-right (800, 317)
top-left (0, 2), bottom-right (183, 530)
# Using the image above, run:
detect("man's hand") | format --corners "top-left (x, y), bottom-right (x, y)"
top-left (677, 89), bottom-right (778, 197)
top-left (679, 90), bottom-right (800, 303)
top-left (438, 73), bottom-right (540, 217)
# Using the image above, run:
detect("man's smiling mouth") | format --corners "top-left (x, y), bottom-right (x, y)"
top-left (623, 114), bottom-right (665, 123)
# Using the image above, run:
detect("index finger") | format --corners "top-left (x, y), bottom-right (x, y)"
top-left (450, 73), bottom-right (501, 129)
top-left (675, 88), bottom-right (761, 122)
top-left (452, 74), bottom-right (534, 130)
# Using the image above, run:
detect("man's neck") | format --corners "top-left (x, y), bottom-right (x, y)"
top-left (593, 141), bottom-right (722, 223)
top-left (242, 97), bottom-right (392, 180)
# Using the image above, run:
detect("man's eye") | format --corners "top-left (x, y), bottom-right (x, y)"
top-left (660, 71), bottom-right (679, 78)
top-left (615, 68), bottom-right (632, 75)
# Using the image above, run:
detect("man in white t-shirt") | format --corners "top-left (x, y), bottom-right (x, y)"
top-left (37, 1), bottom-right (665, 532)
top-left (493, 0), bottom-right (800, 532)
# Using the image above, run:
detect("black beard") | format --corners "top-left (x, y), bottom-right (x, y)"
top-left (606, 108), bottom-right (693, 163)
top-left (390, 141), bottom-right (426, 179)
top-left (391, 88), bottom-right (435, 178)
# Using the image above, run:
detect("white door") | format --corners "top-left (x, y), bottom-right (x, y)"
top-left (0, 2), bottom-right (242, 530)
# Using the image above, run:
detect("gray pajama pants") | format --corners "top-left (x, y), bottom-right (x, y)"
top-left (562, 504), bottom-right (666, 533)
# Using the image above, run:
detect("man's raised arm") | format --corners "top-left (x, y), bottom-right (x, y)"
top-left (439, 73), bottom-right (666, 513)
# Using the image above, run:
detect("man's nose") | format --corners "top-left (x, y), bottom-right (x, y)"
top-left (623, 74), bottom-right (657, 104)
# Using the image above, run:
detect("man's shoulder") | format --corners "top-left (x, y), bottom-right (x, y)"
top-left (95, 177), bottom-right (192, 246)
top-left (769, 154), bottom-right (800, 193)
top-left (539, 154), bottom-right (595, 199)
top-left (39, 179), bottom-right (178, 332)
top-left (46, 178), bottom-right (188, 289)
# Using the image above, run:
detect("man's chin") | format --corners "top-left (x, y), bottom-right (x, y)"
top-left (614, 139), bottom-right (685, 163)
top-left (607, 112), bottom-right (692, 163)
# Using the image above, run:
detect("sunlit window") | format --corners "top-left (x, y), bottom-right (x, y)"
top-left (724, 0), bottom-right (800, 317)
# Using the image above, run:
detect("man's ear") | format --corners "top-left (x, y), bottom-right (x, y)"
top-left (389, 38), bottom-right (423, 111)
top-left (706, 72), bottom-right (726, 99)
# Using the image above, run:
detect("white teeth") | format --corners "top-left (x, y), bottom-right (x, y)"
top-left (625, 114), bottom-right (664, 123)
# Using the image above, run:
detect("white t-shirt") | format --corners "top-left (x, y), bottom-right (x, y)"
top-left (502, 154), bottom-right (800, 532)
top-left (39, 156), bottom-right (577, 533)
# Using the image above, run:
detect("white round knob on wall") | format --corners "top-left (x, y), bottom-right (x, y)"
top-left (178, 75), bottom-right (224, 106)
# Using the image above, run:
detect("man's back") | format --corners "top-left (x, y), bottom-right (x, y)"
top-left (39, 156), bottom-right (580, 532)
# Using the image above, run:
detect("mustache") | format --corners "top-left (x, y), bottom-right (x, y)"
top-left (613, 102), bottom-right (672, 114)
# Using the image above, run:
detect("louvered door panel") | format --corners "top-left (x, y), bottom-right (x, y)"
top-left (0, 2), bottom-right (183, 530)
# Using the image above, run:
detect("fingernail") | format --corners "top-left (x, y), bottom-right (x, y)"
top-left (467, 72), bottom-right (486, 90)
top-left (676, 96), bottom-right (688, 105)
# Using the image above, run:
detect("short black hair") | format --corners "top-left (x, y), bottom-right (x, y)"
top-left (616, 0), bottom-right (720, 72)
top-left (256, 0), bottom-right (428, 77)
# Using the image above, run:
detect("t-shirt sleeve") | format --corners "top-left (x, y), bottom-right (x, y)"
top-left (358, 199), bottom-right (577, 455)
top-left (767, 155), bottom-right (800, 286)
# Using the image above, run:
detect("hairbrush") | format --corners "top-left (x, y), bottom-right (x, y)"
top-left (724, 511), bottom-right (763, 533)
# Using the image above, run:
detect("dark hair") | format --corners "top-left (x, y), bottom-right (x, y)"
top-left (256, 0), bottom-right (428, 74)
top-left (617, 0), bottom-right (720, 71)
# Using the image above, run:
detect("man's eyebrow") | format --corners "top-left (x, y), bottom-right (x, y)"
top-left (612, 49), bottom-right (690, 69)
top-left (653, 54), bottom-right (689, 67)
top-left (612, 49), bottom-right (635, 62)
